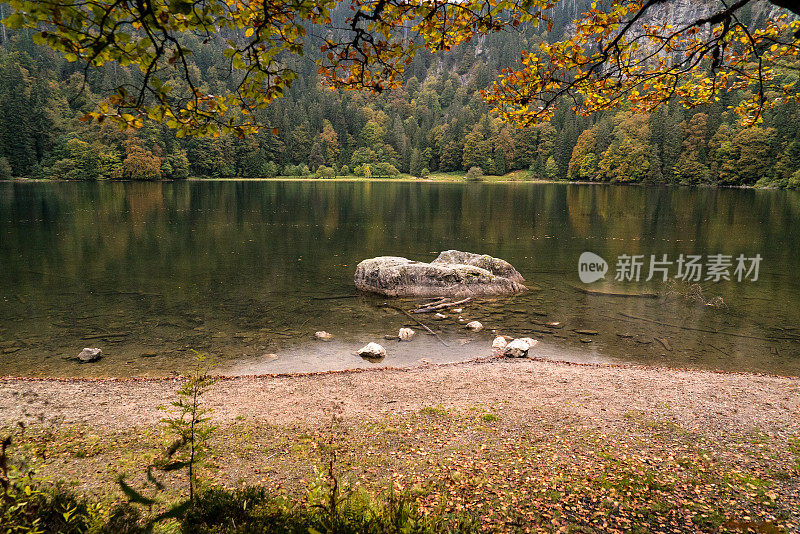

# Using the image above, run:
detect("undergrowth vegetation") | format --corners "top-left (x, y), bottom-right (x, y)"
top-left (1, 434), bottom-right (474, 533)
top-left (0, 361), bottom-right (476, 533)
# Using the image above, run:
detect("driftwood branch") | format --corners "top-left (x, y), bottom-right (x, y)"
top-left (382, 304), bottom-right (449, 347)
top-left (419, 297), bottom-right (450, 306)
top-left (655, 337), bottom-right (672, 351)
top-left (82, 332), bottom-right (130, 339)
top-left (412, 297), bottom-right (472, 313)
top-left (572, 285), bottom-right (659, 298)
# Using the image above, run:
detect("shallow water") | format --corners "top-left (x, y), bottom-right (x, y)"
top-left (1, 180), bottom-right (799, 377)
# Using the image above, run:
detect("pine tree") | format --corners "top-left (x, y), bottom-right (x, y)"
top-left (0, 157), bottom-right (12, 179)
top-left (0, 56), bottom-right (35, 175)
top-left (440, 141), bottom-right (462, 172)
top-left (409, 147), bottom-right (423, 176)
top-left (494, 146), bottom-right (507, 176)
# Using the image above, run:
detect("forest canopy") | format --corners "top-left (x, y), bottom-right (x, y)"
top-left (3, 0), bottom-right (799, 135)
top-left (0, 0), bottom-right (799, 187)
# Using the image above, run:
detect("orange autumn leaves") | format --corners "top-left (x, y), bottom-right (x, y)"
top-left (5, 0), bottom-right (799, 136)
top-left (483, 0), bottom-right (800, 127)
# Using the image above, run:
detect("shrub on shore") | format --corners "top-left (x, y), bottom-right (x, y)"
top-left (465, 167), bottom-right (483, 181)
top-left (0, 157), bottom-right (12, 180)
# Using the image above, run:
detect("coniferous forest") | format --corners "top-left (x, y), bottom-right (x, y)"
top-left (0, 2), bottom-right (799, 187)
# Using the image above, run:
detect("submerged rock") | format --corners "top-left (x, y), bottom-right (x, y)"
top-left (357, 342), bottom-right (387, 359)
top-left (78, 347), bottom-right (102, 362)
top-left (398, 328), bottom-right (415, 341)
top-left (354, 250), bottom-right (526, 297)
top-left (315, 331), bottom-right (333, 341)
top-left (503, 338), bottom-right (538, 358)
top-left (465, 320), bottom-right (483, 332)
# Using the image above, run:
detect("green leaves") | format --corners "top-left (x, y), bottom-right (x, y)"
top-left (2, 12), bottom-right (25, 28)
top-left (169, 0), bottom-right (194, 16)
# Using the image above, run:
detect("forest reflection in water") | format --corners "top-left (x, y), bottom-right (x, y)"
top-left (1, 180), bottom-right (799, 377)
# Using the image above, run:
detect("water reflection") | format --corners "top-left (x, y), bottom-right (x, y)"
top-left (1, 180), bottom-right (798, 377)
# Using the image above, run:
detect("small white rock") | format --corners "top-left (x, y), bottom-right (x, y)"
top-left (433, 313), bottom-right (447, 320)
top-left (491, 336), bottom-right (508, 350)
top-left (452, 308), bottom-right (463, 313)
top-left (503, 338), bottom-right (539, 358)
top-left (398, 328), bottom-right (415, 341)
top-left (465, 320), bottom-right (483, 332)
top-left (315, 331), bottom-right (333, 341)
top-left (357, 342), bottom-right (387, 359)
top-left (78, 347), bottom-right (102, 362)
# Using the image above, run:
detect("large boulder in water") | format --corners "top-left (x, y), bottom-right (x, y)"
top-left (432, 250), bottom-right (525, 284)
top-left (354, 250), bottom-right (527, 297)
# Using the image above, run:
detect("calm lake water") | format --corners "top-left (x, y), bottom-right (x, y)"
top-left (1, 180), bottom-right (799, 377)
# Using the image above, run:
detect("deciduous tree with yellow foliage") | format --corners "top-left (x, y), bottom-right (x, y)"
top-left (4, 0), bottom-right (798, 136)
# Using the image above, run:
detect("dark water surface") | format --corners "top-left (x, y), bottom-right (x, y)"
top-left (1, 180), bottom-right (799, 377)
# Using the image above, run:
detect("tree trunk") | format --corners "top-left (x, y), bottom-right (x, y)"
top-left (0, 4), bottom-right (8, 46)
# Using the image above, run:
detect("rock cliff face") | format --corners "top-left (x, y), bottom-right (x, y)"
top-left (630, 0), bottom-right (784, 33)
top-left (560, 0), bottom-right (784, 29)
top-left (554, 0), bottom-right (790, 74)
top-left (354, 250), bottom-right (527, 297)
top-left (558, 0), bottom-right (787, 42)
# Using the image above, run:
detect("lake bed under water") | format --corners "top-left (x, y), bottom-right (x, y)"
top-left (1, 180), bottom-right (798, 377)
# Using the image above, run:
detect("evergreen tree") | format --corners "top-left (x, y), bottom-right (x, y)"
top-left (0, 55), bottom-right (35, 175)
top-left (409, 147), bottom-right (423, 176)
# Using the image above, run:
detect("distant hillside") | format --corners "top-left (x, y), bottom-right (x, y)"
top-left (0, 1), bottom-right (798, 187)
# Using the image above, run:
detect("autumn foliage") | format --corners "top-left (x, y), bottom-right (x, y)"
top-left (5, 0), bottom-right (798, 136)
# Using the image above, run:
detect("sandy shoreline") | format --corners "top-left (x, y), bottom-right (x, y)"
top-left (2, 358), bottom-right (798, 436)
top-left (2, 357), bottom-right (799, 530)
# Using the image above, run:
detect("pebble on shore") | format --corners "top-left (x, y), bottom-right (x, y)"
top-left (502, 338), bottom-right (538, 358)
top-left (357, 342), bottom-right (387, 359)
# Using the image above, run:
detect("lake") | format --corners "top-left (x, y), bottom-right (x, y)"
top-left (1, 180), bottom-right (799, 377)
